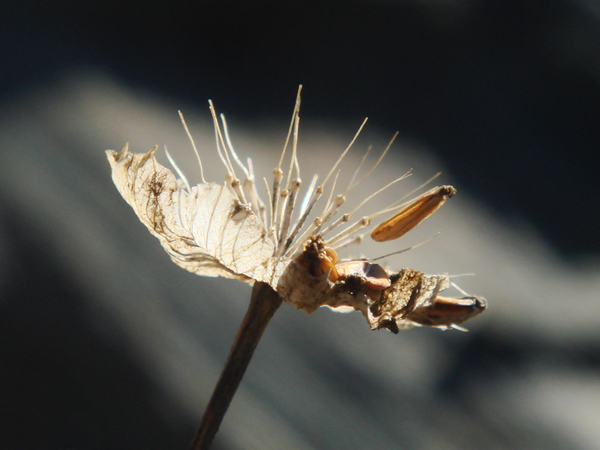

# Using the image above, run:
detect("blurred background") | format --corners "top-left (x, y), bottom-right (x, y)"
top-left (1, 1), bottom-right (600, 449)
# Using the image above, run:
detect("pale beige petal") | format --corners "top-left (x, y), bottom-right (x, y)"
top-left (106, 145), bottom-right (278, 284)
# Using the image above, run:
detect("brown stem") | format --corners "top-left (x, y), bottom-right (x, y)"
top-left (189, 281), bottom-right (283, 450)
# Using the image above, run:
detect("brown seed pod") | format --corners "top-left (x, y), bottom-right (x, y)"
top-left (371, 185), bottom-right (456, 242)
top-left (406, 295), bottom-right (487, 330)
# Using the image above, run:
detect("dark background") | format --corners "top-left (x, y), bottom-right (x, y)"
top-left (2, 1), bottom-right (599, 449)
top-left (4, 0), bottom-right (600, 257)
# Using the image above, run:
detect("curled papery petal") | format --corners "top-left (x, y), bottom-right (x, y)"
top-left (277, 260), bottom-right (335, 313)
top-left (278, 237), bottom-right (385, 313)
top-left (277, 259), bottom-right (385, 314)
top-left (367, 268), bottom-right (450, 333)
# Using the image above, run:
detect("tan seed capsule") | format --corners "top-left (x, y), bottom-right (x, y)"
top-left (406, 295), bottom-right (487, 329)
top-left (371, 185), bottom-right (456, 242)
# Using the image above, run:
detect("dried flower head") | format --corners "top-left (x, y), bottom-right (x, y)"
top-left (106, 87), bottom-right (485, 332)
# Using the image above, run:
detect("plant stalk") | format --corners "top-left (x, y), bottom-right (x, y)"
top-left (189, 281), bottom-right (283, 450)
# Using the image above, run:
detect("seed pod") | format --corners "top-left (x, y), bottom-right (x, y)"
top-left (371, 185), bottom-right (456, 242)
top-left (406, 295), bottom-right (487, 330)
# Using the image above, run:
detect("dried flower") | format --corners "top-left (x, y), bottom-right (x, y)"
top-left (106, 87), bottom-right (485, 332)
top-left (107, 87), bottom-right (487, 449)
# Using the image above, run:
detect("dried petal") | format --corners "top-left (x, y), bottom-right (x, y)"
top-left (367, 268), bottom-right (449, 333)
top-left (106, 145), bottom-right (287, 285)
